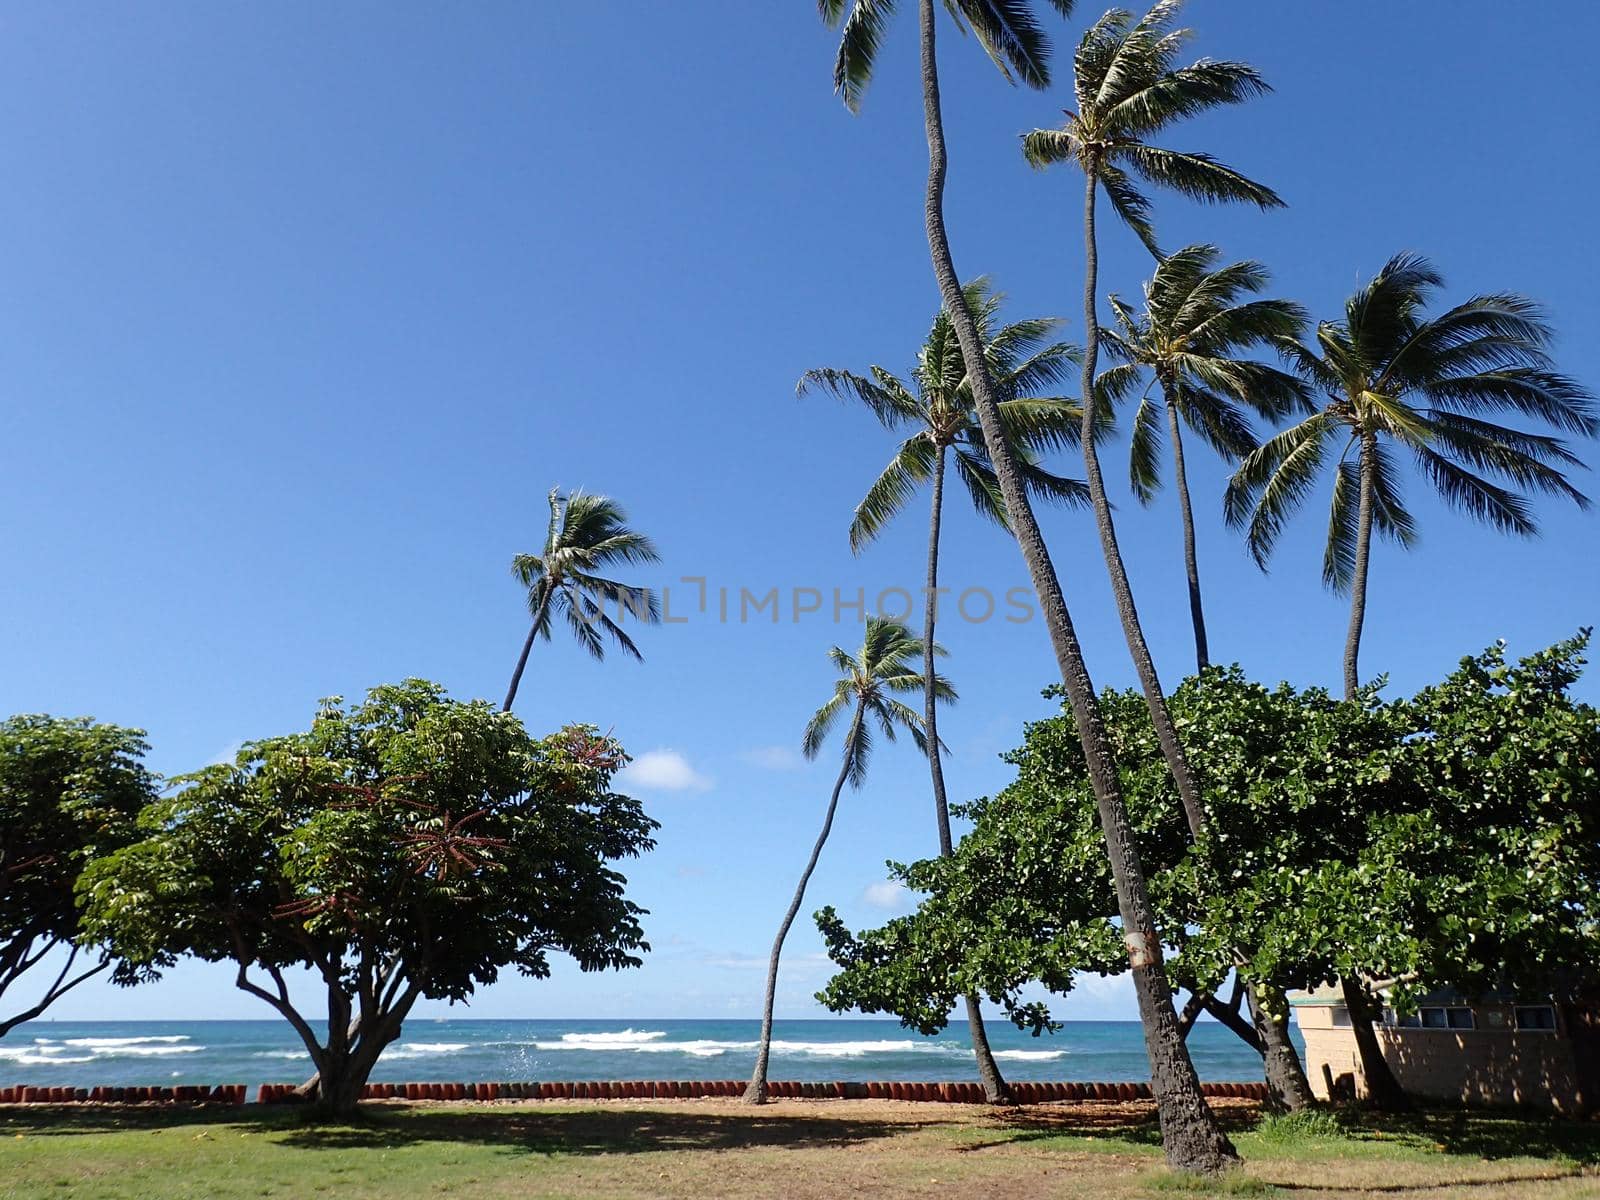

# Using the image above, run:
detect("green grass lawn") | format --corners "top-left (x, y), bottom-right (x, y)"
top-left (2, 1099), bottom-right (1597, 1199)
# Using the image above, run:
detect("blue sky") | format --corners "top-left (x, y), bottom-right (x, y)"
top-left (3, 2), bottom-right (1596, 1027)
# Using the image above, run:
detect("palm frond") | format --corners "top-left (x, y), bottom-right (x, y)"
top-left (850, 434), bottom-right (937, 551)
top-left (825, 0), bottom-right (898, 112)
top-left (799, 365), bottom-right (925, 430)
top-left (1111, 144), bottom-right (1283, 209)
top-left (1128, 391), bottom-right (1165, 502)
top-left (1225, 412), bottom-right (1336, 567)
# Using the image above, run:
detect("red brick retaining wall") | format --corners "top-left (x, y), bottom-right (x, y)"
top-left (0, 1080), bottom-right (1270, 1105)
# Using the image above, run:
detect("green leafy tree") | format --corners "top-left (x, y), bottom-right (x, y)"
top-left (1225, 253), bottom-right (1596, 699)
top-left (1100, 244), bottom-right (1307, 669)
top-left (503, 488), bottom-right (661, 712)
top-left (820, 0), bottom-right (1236, 1168)
top-left (745, 617), bottom-right (949, 1103)
top-left (1, 717), bottom-right (155, 1037)
top-left (822, 639), bottom-right (1600, 1111)
top-left (80, 682), bottom-right (657, 1116)
top-left (801, 276), bottom-right (1085, 1101)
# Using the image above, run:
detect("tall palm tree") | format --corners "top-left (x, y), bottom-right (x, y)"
top-left (1018, 0), bottom-right (1310, 1118)
top-left (802, 277), bottom-right (1085, 1103)
top-left (819, 0), bottom-right (1239, 1171)
top-left (1100, 244), bottom-right (1307, 670)
top-left (1225, 253), bottom-right (1595, 1108)
top-left (1021, 0), bottom-right (1281, 840)
top-left (744, 617), bottom-right (950, 1104)
top-left (501, 488), bottom-right (661, 711)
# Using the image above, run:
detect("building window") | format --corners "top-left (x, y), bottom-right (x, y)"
top-left (1515, 1005), bottom-right (1557, 1032)
top-left (1331, 1006), bottom-right (1352, 1027)
top-left (1390, 1006), bottom-right (1476, 1030)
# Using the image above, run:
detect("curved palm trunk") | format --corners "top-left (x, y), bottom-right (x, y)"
top-left (1343, 432), bottom-right (1377, 700)
top-left (917, 1), bottom-right (1234, 1172)
top-left (744, 708), bottom-right (862, 1104)
top-left (502, 590), bottom-right (554, 712)
top-left (1076, 169), bottom-right (1206, 838)
top-left (1164, 393), bottom-right (1210, 672)
top-left (1336, 432), bottom-right (1410, 1110)
top-left (923, 446), bottom-right (1012, 1104)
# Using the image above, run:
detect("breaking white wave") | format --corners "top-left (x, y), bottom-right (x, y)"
top-left (383, 1042), bottom-right (470, 1060)
top-left (524, 1034), bottom-right (963, 1060)
top-left (993, 1049), bottom-right (1066, 1062)
top-left (7, 1036), bottom-right (201, 1062)
top-left (0, 1046), bottom-right (94, 1065)
top-left (60, 1036), bottom-right (190, 1048)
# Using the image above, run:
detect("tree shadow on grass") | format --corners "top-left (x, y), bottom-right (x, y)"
top-left (0, 1103), bottom-right (934, 1157)
top-left (1347, 1109), bottom-right (1600, 1166)
top-left (956, 1100), bottom-right (1265, 1154)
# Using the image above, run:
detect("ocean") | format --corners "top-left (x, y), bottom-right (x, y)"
top-left (0, 1019), bottom-right (1287, 1089)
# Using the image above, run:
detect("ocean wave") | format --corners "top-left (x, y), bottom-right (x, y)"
top-left (524, 1036), bottom-right (963, 1059)
top-left (0, 1047), bottom-right (95, 1065)
top-left (992, 1050), bottom-right (1066, 1062)
top-left (382, 1042), bottom-right (471, 1060)
top-left (59, 1036), bottom-right (191, 1048)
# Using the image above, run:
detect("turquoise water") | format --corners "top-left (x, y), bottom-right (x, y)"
top-left (0, 1019), bottom-right (1287, 1089)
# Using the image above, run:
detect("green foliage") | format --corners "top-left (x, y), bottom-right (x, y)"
top-left (77, 681), bottom-right (657, 1106)
top-left (817, 636), bottom-right (1600, 1031)
top-left (1250, 1108), bottom-right (1348, 1147)
top-left (0, 716), bottom-right (155, 1032)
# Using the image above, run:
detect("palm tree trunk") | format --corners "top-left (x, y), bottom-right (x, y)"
top-left (1343, 432), bottom-right (1377, 699)
top-left (1336, 433), bottom-right (1408, 1109)
top-left (922, 446), bottom-right (1012, 1104)
top-left (916, 0), bottom-right (1234, 1172)
top-left (1164, 392), bottom-right (1210, 672)
top-left (1076, 168), bottom-right (1207, 838)
top-left (744, 707), bottom-right (862, 1104)
top-left (502, 590), bottom-right (554, 712)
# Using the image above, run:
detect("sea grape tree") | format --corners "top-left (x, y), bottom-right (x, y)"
top-left (1, 716), bottom-right (155, 1037)
top-left (79, 681), bottom-right (657, 1115)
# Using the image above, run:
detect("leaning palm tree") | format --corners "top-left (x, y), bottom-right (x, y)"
top-left (819, 0), bottom-right (1238, 1171)
top-left (802, 277), bottom-right (1086, 1103)
top-left (1021, 0), bottom-right (1282, 837)
top-left (1101, 244), bottom-right (1308, 670)
top-left (502, 488), bottom-right (660, 711)
top-left (744, 617), bottom-right (950, 1104)
top-left (1225, 253), bottom-right (1595, 1108)
top-left (1019, 1), bottom-right (1314, 1116)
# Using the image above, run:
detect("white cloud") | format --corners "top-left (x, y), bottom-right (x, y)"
top-left (741, 745), bottom-right (803, 771)
top-left (616, 749), bottom-right (712, 792)
top-left (862, 880), bottom-right (911, 910)
top-left (206, 740), bottom-right (244, 767)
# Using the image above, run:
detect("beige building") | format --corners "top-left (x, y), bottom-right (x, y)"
top-left (1292, 985), bottom-right (1600, 1113)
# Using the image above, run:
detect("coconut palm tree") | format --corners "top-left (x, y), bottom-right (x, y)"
top-left (744, 617), bottom-right (951, 1103)
top-left (1228, 253), bottom-right (1595, 697)
top-left (819, 0), bottom-right (1238, 1170)
top-left (1225, 253), bottom-right (1595, 1109)
top-left (801, 277), bottom-right (1085, 1102)
top-left (1100, 245), bottom-right (1308, 670)
top-left (502, 488), bottom-right (661, 712)
top-left (1020, 0), bottom-right (1281, 838)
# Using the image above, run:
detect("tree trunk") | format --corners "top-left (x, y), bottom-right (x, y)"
top-left (745, 708), bottom-right (862, 1103)
top-left (502, 589), bottom-right (554, 712)
top-left (1164, 393), bottom-right (1210, 672)
top-left (1076, 169), bottom-right (1208, 840)
top-left (916, 1), bottom-right (1235, 1172)
top-left (922, 446), bottom-right (1012, 1104)
top-left (1343, 432), bottom-right (1377, 700)
top-left (1246, 983), bottom-right (1315, 1112)
top-left (1335, 434), bottom-right (1408, 1109)
top-left (1340, 976), bottom-right (1410, 1110)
